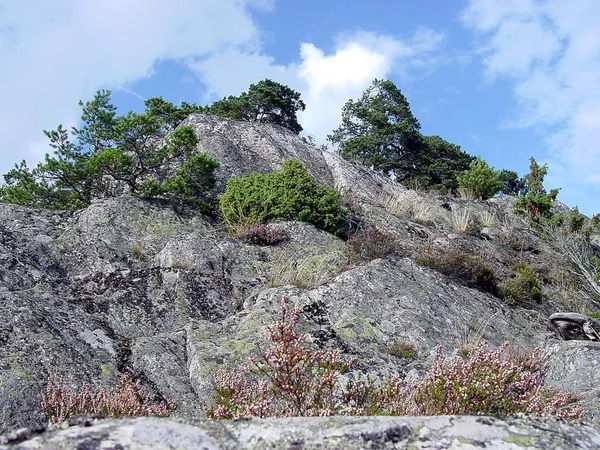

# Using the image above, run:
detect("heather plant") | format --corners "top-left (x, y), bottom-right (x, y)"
top-left (207, 297), bottom-right (355, 419)
top-left (235, 224), bottom-right (290, 246)
top-left (41, 373), bottom-right (171, 423)
top-left (414, 342), bottom-right (583, 419)
top-left (208, 297), bottom-right (584, 420)
top-left (387, 341), bottom-right (417, 359)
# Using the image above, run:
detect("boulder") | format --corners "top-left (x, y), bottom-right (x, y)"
top-left (1, 415), bottom-right (599, 449)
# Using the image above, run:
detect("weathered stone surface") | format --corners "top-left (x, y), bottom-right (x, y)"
top-left (544, 340), bottom-right (600, 422)
top-left (184, 114), bottom-right (334, 192)
top-left (549, 312), bottom-right (600, 341)
top-left (2, 415), bottom-right (599, 449)
top-left (1, 116), bottom-right (599, 438)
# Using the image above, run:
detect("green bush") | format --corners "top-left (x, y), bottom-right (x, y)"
top-left (457, 158), bottom-right (503, 200)
top-left (415, 247), bottom-right (498, 294)
top-left (513, 157), bottom-right (560, 221)
top-left (513, 192), bottom-right (558, 221)
top-left (220, 160), bottom-right (347, 234)
top-left (498, 263), bottom-right (543, 305)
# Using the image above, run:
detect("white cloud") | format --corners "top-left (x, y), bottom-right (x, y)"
top-left (461, 0), bottom-right (600, 212)
top-left (191, 29), bottom-right (444, 144)
top-left (0, 0), bottom-right (444, 189)
top-left (0, 0), bottom-right (262, 174)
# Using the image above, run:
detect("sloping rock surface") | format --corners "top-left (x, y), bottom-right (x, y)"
top-left (2, 415), bottom-right (599, 450)
top-left (0, 116), bottom-right (597, 434)
top-left (184, 114), bottom-right (335, 192)
top-left (545, 340), bottom-right (600, 422)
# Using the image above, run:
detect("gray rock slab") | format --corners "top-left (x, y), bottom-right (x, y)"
top-left (2, 415), bottom-right (599, 449)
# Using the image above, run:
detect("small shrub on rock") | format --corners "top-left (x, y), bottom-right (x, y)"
top-left (387, 341), bottom-right (417, 359)
top-left (207, 297), bottom-right (584, 420)
top-left (41, 374), bottom-right (171, 423)
top-left (346, 226), bottom-right (401, 261)
top-left (456, 158), bottom-right (503, 200)
top-left (498, 263), bottom-right (543, 305)
top-left (220, 159), bottom-right (347, 235)
top-left (415, 247), bottom-right (498, 294)
top-left (414, 342), bottom-right (583, 419)
top-left (235, 224), bottom-right (290, 246)
top-left (207, 297), bottom-right (355, 418)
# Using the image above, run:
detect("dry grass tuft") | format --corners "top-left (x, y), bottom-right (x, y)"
top-left (381, 191), bottom-right (437, 225)
top-left (129, 244), bottom-right (146, 261)
top-left (478, 210), bottom-right (496, 228)
top-left (449, 208), bottom-right (474, 234)
top-left (269, 249), bottom-right (348, 289)
top-left (457, 186), bottom-right (477, 200)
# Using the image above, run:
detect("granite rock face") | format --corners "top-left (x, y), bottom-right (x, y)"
top-left (2, 415), bottom-right (600, 450)
top-left (0, 116), bottom-right (598, 437)
top-left (545, 340), bottom-right (600, 422)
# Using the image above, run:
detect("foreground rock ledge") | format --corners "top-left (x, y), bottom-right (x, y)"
top-left (1, 416), bottom-right (599, 450)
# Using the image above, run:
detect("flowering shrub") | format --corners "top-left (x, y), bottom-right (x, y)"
top-left (208, 297), bottom-right (354, 418)
top-left (234, 224), bottom-right (290, 246)
top-left (208, 297), bottom-right (584, 420)
top-left (41, 374), bottom-right (171, 423)
top-left (414, 343), bottom-right (583, 419)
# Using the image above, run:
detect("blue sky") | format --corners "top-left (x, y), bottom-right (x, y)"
top-left (1, 0), bottom-right (599, 214)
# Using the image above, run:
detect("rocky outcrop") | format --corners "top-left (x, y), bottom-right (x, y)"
top-left (545, 340), bottom-right (600, 422)
top-left (1, 116), bottom-right (599, 436)
top-left (549, 312), bottom-right (600, 341)
top-left (2, 415), bottom-right (600, 449)
top-left (184, 114), bottom-right (334, 192)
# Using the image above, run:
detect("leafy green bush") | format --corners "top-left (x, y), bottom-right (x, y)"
top-left (220, 160), bottom-right (347, 234)
top-left (514, 192), bottom-right (558, 220)
top-left (415, 247), bottom-right (498, 294)
top-left (457, 158), bottom-right (503, 200)
top-left (498, 263), bottom-right (543, 305)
